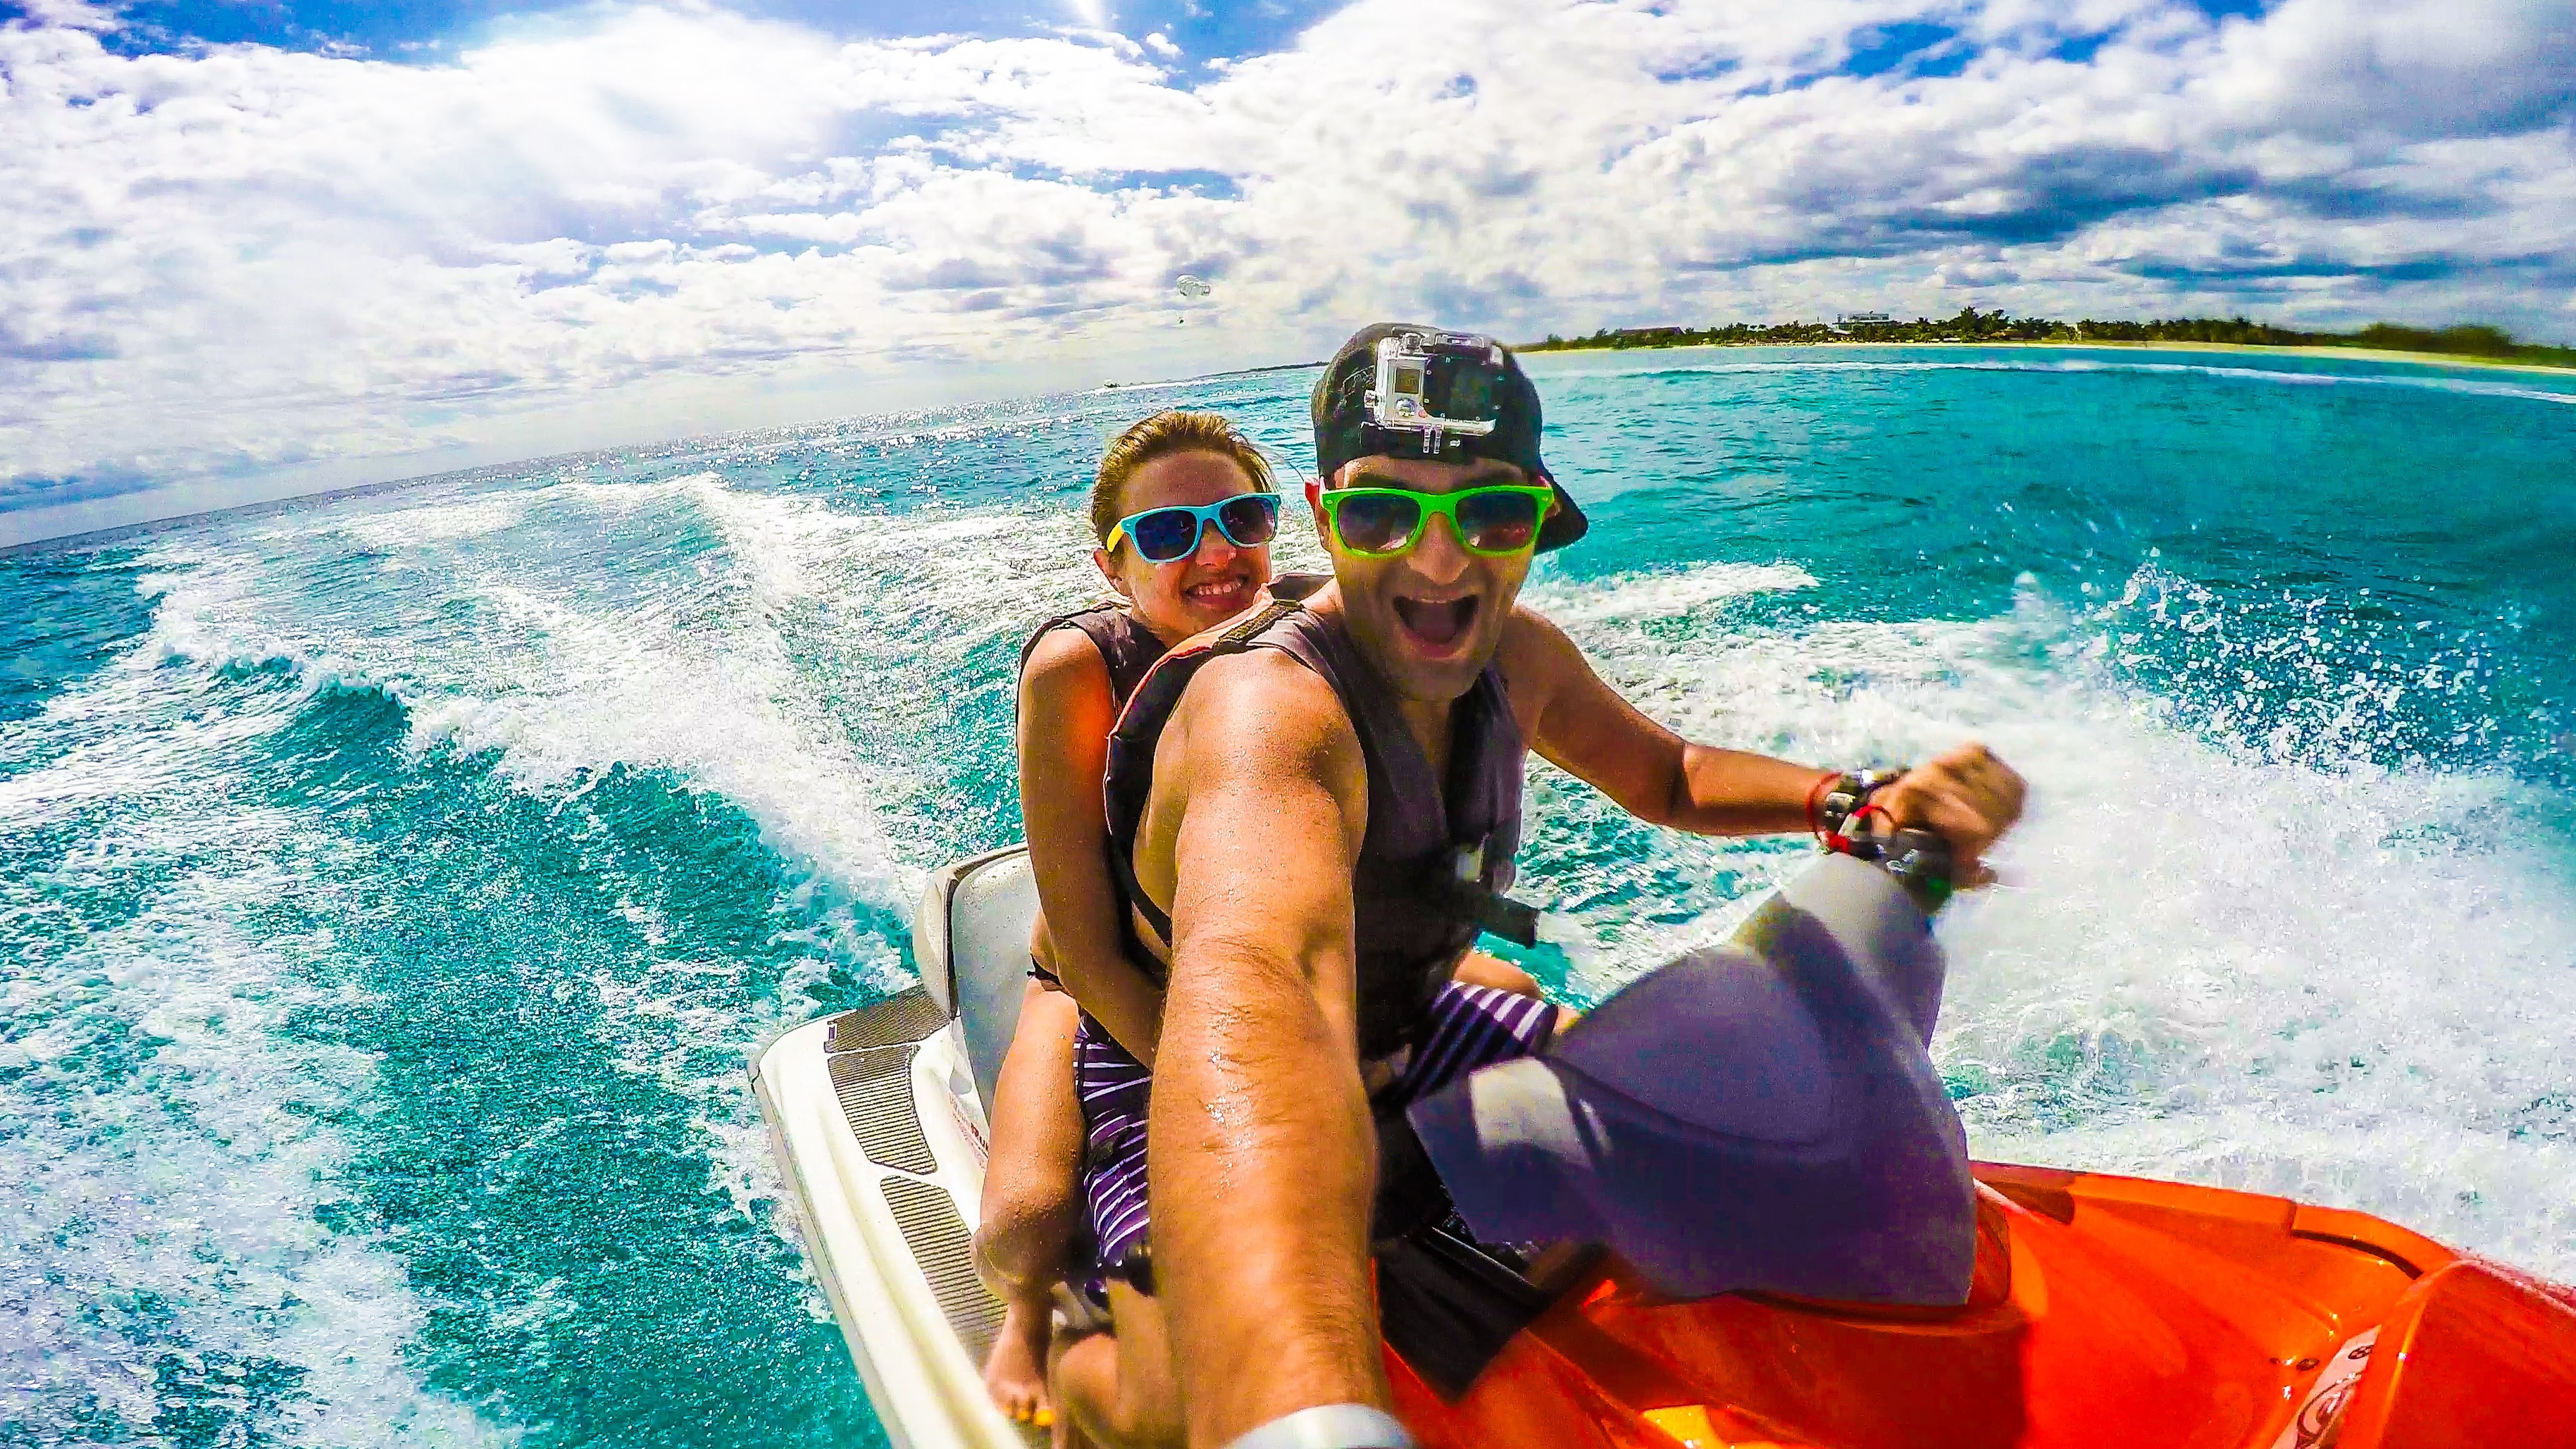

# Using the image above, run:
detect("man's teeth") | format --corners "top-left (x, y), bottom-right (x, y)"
top-left (1394, 596), bottom-right (1476, 646)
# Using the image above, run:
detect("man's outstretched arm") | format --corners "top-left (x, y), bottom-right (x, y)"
top-left (1505, 607), bottom-right (2027, 866)
top-left (1502, 607), bottom-right (1824, 834)
top-left (1143, 651), bottom-right (1388, 1446)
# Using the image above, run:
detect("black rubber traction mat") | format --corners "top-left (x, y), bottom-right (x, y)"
top-left (828, 1046), bottom-right (938, 1176)
top-left (881, 1176), bottom-right (1009, 1364)
top-left (826, 988), bottom-right (950, 1053)
top-left (816, 985), bottom-right (1035, 1439)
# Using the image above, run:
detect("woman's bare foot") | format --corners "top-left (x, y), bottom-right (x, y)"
top-left (985, 1293), bottom-right (1057, 1428)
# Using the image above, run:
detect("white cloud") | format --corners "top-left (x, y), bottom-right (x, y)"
top-left (11, 0), bottom-right (116, 30)
top-left (1, 0), bottom-right (2570, 540)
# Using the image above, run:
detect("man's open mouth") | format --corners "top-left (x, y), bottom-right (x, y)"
top-left (1391, 594), bottom-right (1481, 652)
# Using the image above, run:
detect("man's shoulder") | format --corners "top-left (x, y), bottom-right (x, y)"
top-left (1159, 646), bottom-right (1365, 798)
top-left (1174, 646), bottom-right (1348, 740)
top-left (1495, 599), bottom-right (1582, 683)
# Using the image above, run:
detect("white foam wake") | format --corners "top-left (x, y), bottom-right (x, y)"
top-left (0, 810), bottom-right (507, 1444)
top-left (52, 475), bottom-right (954, 1274)
top-left (1533, 561), bottom-right (1817, 626)
top-left (130, 473), bottom-right (926, 922)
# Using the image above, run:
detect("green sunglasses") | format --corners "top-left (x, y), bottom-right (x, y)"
top-left (1317, 483), bottom-right (1555, 558)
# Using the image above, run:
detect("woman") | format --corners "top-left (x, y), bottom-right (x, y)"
top-left (975, 410), bottom-right (1293, 1430)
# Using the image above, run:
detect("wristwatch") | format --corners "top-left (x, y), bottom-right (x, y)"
top-left (1222, 1405), bottom-right (1417, 1449)
top-left (1813, 767), bottom-right (1905, 845)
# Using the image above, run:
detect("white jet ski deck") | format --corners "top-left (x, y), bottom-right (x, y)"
top-left (754, 846), bottom-right (1039, 1449)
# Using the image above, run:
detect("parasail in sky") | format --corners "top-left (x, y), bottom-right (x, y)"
top-left (1174, 275), bottom-right (1212, 300)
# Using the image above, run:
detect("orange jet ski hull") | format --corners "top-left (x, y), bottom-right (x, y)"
top-left (1391, 1162), bottom-right (2576, 1449)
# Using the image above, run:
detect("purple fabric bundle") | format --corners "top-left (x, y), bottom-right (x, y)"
top-left (1407, 855), bottom-right (1977, 1305)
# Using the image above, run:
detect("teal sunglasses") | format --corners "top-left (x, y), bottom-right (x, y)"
top-left (1104, 492), bottom-right (1281, 563)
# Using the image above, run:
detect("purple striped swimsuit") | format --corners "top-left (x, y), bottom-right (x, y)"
top-left (1076, 980), bottom-right (1558, 1279)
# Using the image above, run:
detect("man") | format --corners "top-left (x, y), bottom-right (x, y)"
top-left (1081, 325), bottom-right (2025, 1448)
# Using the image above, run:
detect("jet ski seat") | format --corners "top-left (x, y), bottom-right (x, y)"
top-left (914, 845), bottom-right (1042, 1109)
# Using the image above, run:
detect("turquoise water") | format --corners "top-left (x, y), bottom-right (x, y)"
top-left (4, 345), bottom-right (2573, 1445)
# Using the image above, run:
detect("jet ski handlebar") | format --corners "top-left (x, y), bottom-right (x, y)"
top-left (1813, 767), bottom-right (1955, 910)
top-left (1828, 826), bottom-right (1955, 910)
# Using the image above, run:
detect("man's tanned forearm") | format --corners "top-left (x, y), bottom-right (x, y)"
top-left (1655, 742), bottom-right (1830, 836)
top-left (1152, 935), bottom-right (1385, 1444)
top-left (1148, 659), bottom-right (1386, 1445)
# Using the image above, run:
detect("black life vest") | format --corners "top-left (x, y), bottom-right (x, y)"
top-left (1019, 599), bottom-right (1166, 709)
top-left (1100, 599), bottom-right (1529, 1060)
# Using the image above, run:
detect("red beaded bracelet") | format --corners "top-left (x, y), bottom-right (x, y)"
top-left (1806, 769), bottom-right (1843, 842)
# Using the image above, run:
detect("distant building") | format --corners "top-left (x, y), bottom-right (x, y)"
top-left (1840, 311), bottom-right (1893, 325)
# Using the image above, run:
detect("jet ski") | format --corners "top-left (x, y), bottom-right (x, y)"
top-left (752, 844), bottom-right (2576, 1448)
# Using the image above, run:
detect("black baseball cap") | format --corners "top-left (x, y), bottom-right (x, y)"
top-left (1312, 323), bottom-right (1588, 553)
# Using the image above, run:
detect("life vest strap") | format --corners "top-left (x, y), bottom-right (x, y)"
top-left (1110, 598), bottom-right (1308, 956)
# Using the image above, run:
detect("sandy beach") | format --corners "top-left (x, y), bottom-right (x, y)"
top-left (1529, 336), bottom-right (2576, 378)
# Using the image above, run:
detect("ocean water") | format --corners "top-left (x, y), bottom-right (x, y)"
top-left (4, 344), bottom-right (2572, 1445)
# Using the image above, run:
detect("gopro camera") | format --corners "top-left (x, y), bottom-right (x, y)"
top-left (1365, 330), bottom-right (1504, 457)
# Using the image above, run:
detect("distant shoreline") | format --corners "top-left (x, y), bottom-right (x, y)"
top-left (1522, 336), bottom-right (2576, 378)
top-left (13, 335), bottom-right (2568, 556)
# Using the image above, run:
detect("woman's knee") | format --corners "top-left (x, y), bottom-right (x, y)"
top-left (1455, 947), bottom-right (1543, 1000)
top-left (974, 1191), bottom-right (1079, 1295)
top-left (978, 989), bottom-right (1090, 1292)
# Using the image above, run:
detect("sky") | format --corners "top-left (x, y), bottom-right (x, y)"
top-left (2, 0), bottom-right (2572, 545)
